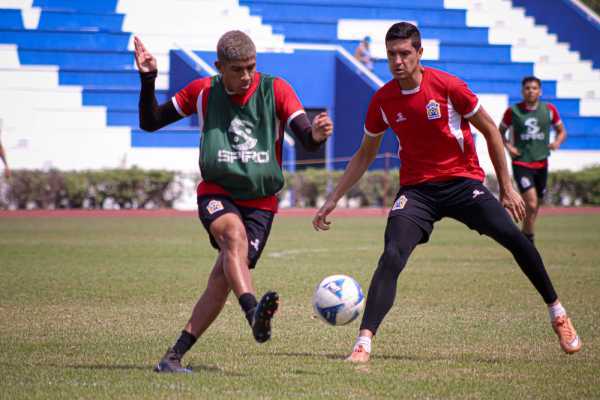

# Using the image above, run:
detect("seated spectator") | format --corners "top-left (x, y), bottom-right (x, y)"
top-left (354, 36), bottom-right (374, 71)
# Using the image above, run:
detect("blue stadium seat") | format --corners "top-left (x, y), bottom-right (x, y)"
top-left (37, 10), bottom-right (124, 31)
top-left (130, 128), bottom-right (200, 148)
top-left (18, 49), bottom-right (134, 69)
top-left (439, 44), bottom-right (512, 63)
top-left (108, 110), bottom-right (192, 128)
top-left (0, 9), bottom-right (23, 29)
top-left (59, 69), bottom-right (140, 87)
top-left (32, 0), bottom-right (119, 13)
top-left (241, 1), bottom-right (467, 27)
top-left (0, 29), bottom-right (130, 50)
top-left (83, 88), bottom-right (170, 109)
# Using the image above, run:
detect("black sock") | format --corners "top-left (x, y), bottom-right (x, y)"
top-left (172, 330), bottom-right (197, 357)
top-left (239, 293), bottom-right (258, 325)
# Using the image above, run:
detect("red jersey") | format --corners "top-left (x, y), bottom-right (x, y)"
top-left (364, 67), bottom-right (484, 186)
top-left (500, 102), bottom-right (562, 169)
top-left (173, 72), bottom-right (304, 212)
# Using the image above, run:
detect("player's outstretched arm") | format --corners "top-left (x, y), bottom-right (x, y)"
top-left (135, 36), bottom-right (182, 132)
top-left (468, 107), bottom-right (525, 222)
top-left (312, 134), bottom-right (383, 231)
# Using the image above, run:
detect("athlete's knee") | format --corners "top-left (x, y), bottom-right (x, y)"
top-left (215, 226), bottom-right (247, 250)
top-left (525, 197), bottom-right (538, 212)
top-left (484, 214), bottom-right (523, 244)
top-left (378, 243), bottom-right (412, 276)
top-left (495, 222), bottom-right (532, 252)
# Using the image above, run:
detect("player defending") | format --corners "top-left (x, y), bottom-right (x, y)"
top-left (312, 23), bottom-right (581, 362)
top-left (499, 77), bottom-right (567, 244)
top-left (135, 31), bottom-right (333, 373)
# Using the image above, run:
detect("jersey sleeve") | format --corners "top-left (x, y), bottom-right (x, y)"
top-left (547, 103), bottom-right (562, 126)
top-left (448, 76), bottom-right (480, 118)
top-left (500, 107), bottom-right (512, 128)
top-left (273, 78), bottom-right (305, 126)
top-left (173, 78), bottom-right (211, 117)
top-left (364, 92), bottom-right (388, 136)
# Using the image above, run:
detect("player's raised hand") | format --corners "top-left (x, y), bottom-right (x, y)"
top-left (134, 36), bottom-right (157, 73)
top-left (500, 185), bottom-right (526, 222)
top-left (312, 198), bottom-right (336, 231)
top-left (311, 112), bottom-right (333, 143)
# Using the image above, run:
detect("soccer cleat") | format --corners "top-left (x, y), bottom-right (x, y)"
top-left (345, 344), bottom-right (370, 363)
top-left (252, 291), bottom-right (279, 343)
top-left (552, 315), bottom-right (582, 354)
top-left (154, 348), bottom-right (192, 373)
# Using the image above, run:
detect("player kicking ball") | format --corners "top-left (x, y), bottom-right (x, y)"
top-left (313, 22), bottom-right (581, 362)
top-left (135, 31), bottom-right (333, 372)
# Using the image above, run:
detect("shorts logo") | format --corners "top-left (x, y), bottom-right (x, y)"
top-left (392, 195), bottom-right (408, 210)
top-left (520, 177), bottom-right (532, 189)
top-left (472, 189), bottom-right (485, 199)
top-left (206, 200), bottom-right (224, 215)
top-left (250, 238), bottom-right (260, 251)
top-left (426, 100), bottom-right (441, 120)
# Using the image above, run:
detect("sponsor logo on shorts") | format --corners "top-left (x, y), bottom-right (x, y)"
top-left (472, 189), bottom-right (485, 199)
top-left (206, 200), bottom-right (224, 215)
top-left (426, 100), bottom-right (441, 120)
top-left (520, 176), bottom-right (532, 189)
top-left (250, 238), bottom-right (260, 251)
top-left (392, 195), bottom-right (408, 210)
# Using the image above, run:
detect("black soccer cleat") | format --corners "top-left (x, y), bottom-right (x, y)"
top-left (252, 291), bottom-right (279, 343)
top-left (154, 347), bottom-right (192, 373)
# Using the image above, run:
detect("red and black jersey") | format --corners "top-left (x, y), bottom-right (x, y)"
top-left (364, 67), bottom-right (484, 186)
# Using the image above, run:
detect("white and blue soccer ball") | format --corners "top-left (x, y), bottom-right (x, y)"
top-left (312, 274), bottom-right (365, 326)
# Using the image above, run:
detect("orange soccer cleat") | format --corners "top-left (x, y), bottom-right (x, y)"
top-left (345, 344), bottom-right (371, 363)
top-left (552, 315), bottom-right (582, 354)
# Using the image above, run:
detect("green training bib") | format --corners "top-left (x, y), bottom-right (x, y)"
top-left (200, 74), bottom-right (284, 200)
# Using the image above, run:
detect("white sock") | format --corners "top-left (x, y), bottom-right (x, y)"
top-left (548, 301), bottom-right (566, 321)
top-left (354, 335), bottom-right (372, 353)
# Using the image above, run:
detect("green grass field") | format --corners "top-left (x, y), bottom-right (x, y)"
top-left (1, 213), bottom-right (599, 399)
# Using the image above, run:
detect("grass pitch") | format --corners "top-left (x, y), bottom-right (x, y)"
top-left (0, 212), bottom-right (598, 399)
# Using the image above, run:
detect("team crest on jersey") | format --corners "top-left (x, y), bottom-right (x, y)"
top-left (206, 200), bottom-right (224, 215)
top-left (392, 195), bottom-right (408, 211)
top-left (426, 100), bottom-right (441, 120)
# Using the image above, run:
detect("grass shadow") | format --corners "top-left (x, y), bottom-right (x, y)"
top-left (270, 351), bottom-right (517, 365)
top-left (2, 362), bottom-right (244, 376)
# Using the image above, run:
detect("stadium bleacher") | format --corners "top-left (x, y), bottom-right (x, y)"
top-left (0, 0), bottom-right (599, 175)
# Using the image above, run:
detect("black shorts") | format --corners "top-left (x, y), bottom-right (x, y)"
top-left (512, 164), bottom-right (548, 198)
top-left (197, 195), bottom-right (274, 269)
top-left (389, 178), bottom-right (513, 243)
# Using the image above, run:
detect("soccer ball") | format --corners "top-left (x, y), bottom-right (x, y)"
top-left (312, 274), bottom-right (365, 326)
